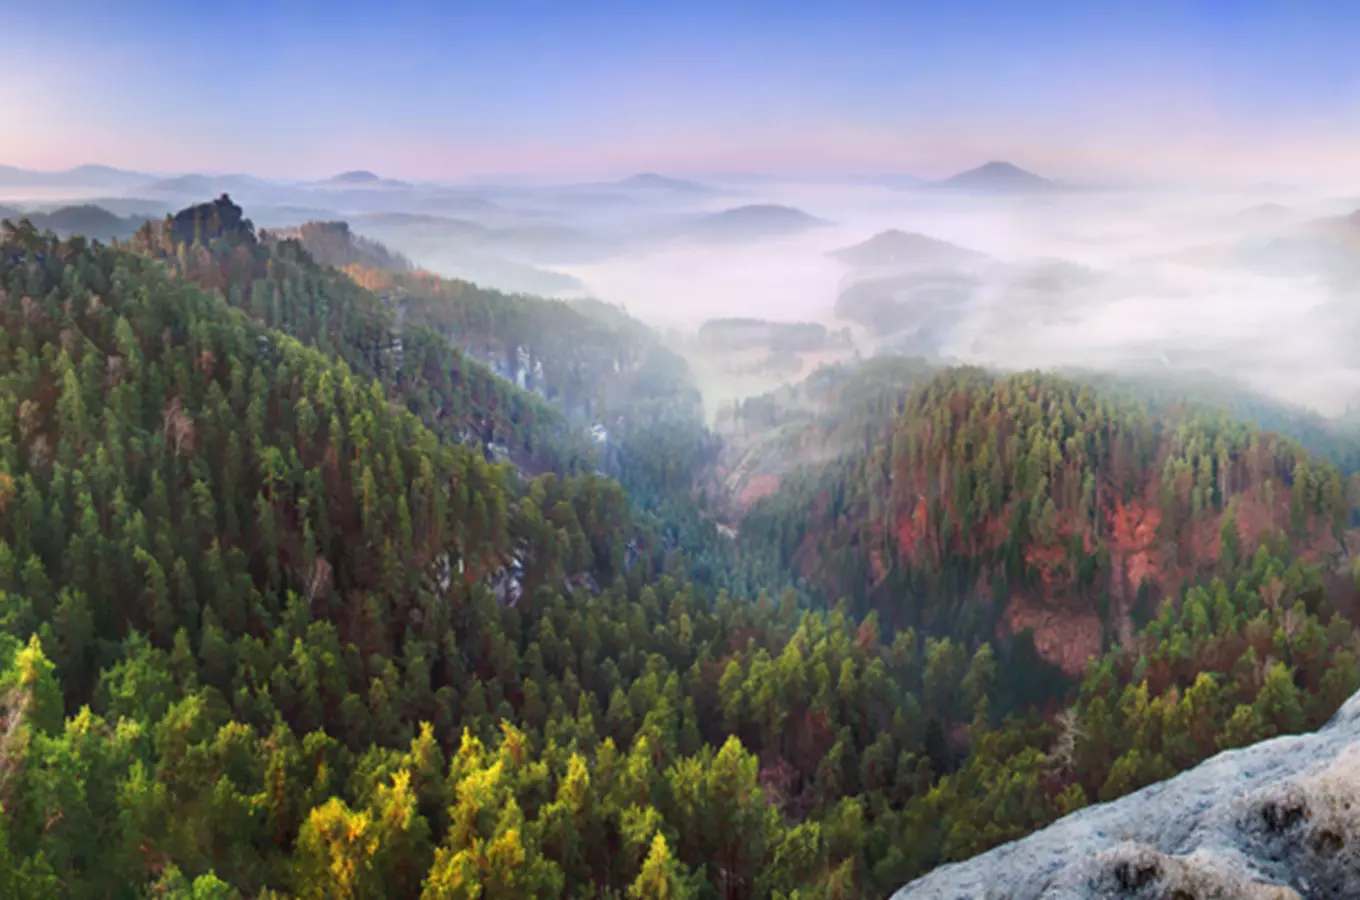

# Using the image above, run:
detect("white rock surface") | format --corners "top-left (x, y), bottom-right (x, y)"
top-left (893, 689), bottom-right (1360, 899)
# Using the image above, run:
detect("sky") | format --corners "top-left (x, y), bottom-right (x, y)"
top-left (9, 0), bottom-right (1360, 182)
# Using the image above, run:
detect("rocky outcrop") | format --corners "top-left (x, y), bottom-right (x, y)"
top-left (171, 193), bottom-right (251, 245)
top-left (893, 688), bottom-right (1360, 899)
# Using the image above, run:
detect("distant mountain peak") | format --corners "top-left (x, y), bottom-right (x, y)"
top-left (624, 172), bottom-right (669, 185)
top-left (67, 163), bottom-right (127, 176)
top-left (828, 229), bottom-right (988, 267)
top-left (675, 204), bottom-right (829, 243)
top-left (1241, 202), bottom-right (1291, 215)
top-left (976, 160), bottom-right (1029, 176)
top-left (709, 203), bottom-right (821, 219)
top-left (326, 170), bottom-right (382, 185)
top-left (937, 161), bottom-right (1058, 192)
top-left (701, 204), bottom-right (827, 227)
top-left (616, 172), bottom-right (713, 193)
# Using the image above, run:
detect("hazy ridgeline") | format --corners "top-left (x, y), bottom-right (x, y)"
top-left (8, 162), bottom-right (1356, 418)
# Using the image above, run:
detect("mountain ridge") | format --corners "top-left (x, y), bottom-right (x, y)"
top-left (0, 162), bottom-right (151, 187)
top-left (317, 169), bottom-right (411, 189)
top-left (0, 201), bottom-right (151, 240)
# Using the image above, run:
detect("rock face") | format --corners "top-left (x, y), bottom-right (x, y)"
top-left (893, 689), bottom-right (1360, 899)
top-left (171, 194), bottom-right (250, 245)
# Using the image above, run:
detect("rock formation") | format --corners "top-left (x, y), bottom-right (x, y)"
top-left (893, 689), bottom-right (1360, 899)
top-left (170, 193), bottom-right (251, 245)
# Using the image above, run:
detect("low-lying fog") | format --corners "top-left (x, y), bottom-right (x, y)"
top-left (558, 184), bottom-right (1360, 416)
top-left (8, 167), bottom-right (1360, 416)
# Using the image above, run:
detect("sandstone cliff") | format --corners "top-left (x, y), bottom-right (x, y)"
top-left (893, 688), bottom-right (1360, 899)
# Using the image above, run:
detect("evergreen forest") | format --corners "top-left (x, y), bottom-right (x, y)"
top-left (1, 195), bottom-right (1358, 898)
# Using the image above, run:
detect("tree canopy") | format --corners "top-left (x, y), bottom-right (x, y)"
top-left (0, 206), bottom-right (1357, 898)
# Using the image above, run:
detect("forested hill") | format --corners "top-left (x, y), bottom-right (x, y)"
top-left (708, 357), bottom-right (937, 518)
top-left (265, 220), bottom-right (413, 273)
top-left (261, 209), bottom-right (707, 488)
top-left (124, 196), bottom-right (594, 477)
top-left (741, 367), bottom-right (1358, 675)
top-left (348, 266), bottom-right (701, 428)
top-left (3, 200), bottom-right (1360, 898)
top-left (271, 208), bottom-right (729, 592)
top-left (133, 197), bottom-right (736, 594)
top-left (273, 212), bottom-right (699, 430)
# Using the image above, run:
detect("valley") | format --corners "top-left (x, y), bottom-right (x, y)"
top-left (4, 170), bottom-right (1360, 899)
top-left (14, 3), bottom-right (1360, 894)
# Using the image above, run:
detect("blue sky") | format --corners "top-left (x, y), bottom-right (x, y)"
top-left (9, 0), bottom-right (1360, 180)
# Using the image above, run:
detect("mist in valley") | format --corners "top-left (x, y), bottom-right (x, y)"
top-left (552, 178), bottom-right (1360, 419)
top-left (15, 3), bottom-right (1360, 894)
top-left (7, 162), bottom-right (1360, 419)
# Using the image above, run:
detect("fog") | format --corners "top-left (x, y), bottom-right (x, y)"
top-left (6, 164), bottom-right (1360, 417)
top-left (552, 183), bottom-right (1360, 417)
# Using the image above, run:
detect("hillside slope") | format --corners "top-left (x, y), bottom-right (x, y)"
top-left (161, 199), bottom-right (733, 591)
top-left (741, 367), bottom-right (1356, 674)
top-left (124, 196), bottom-right (593, 475)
